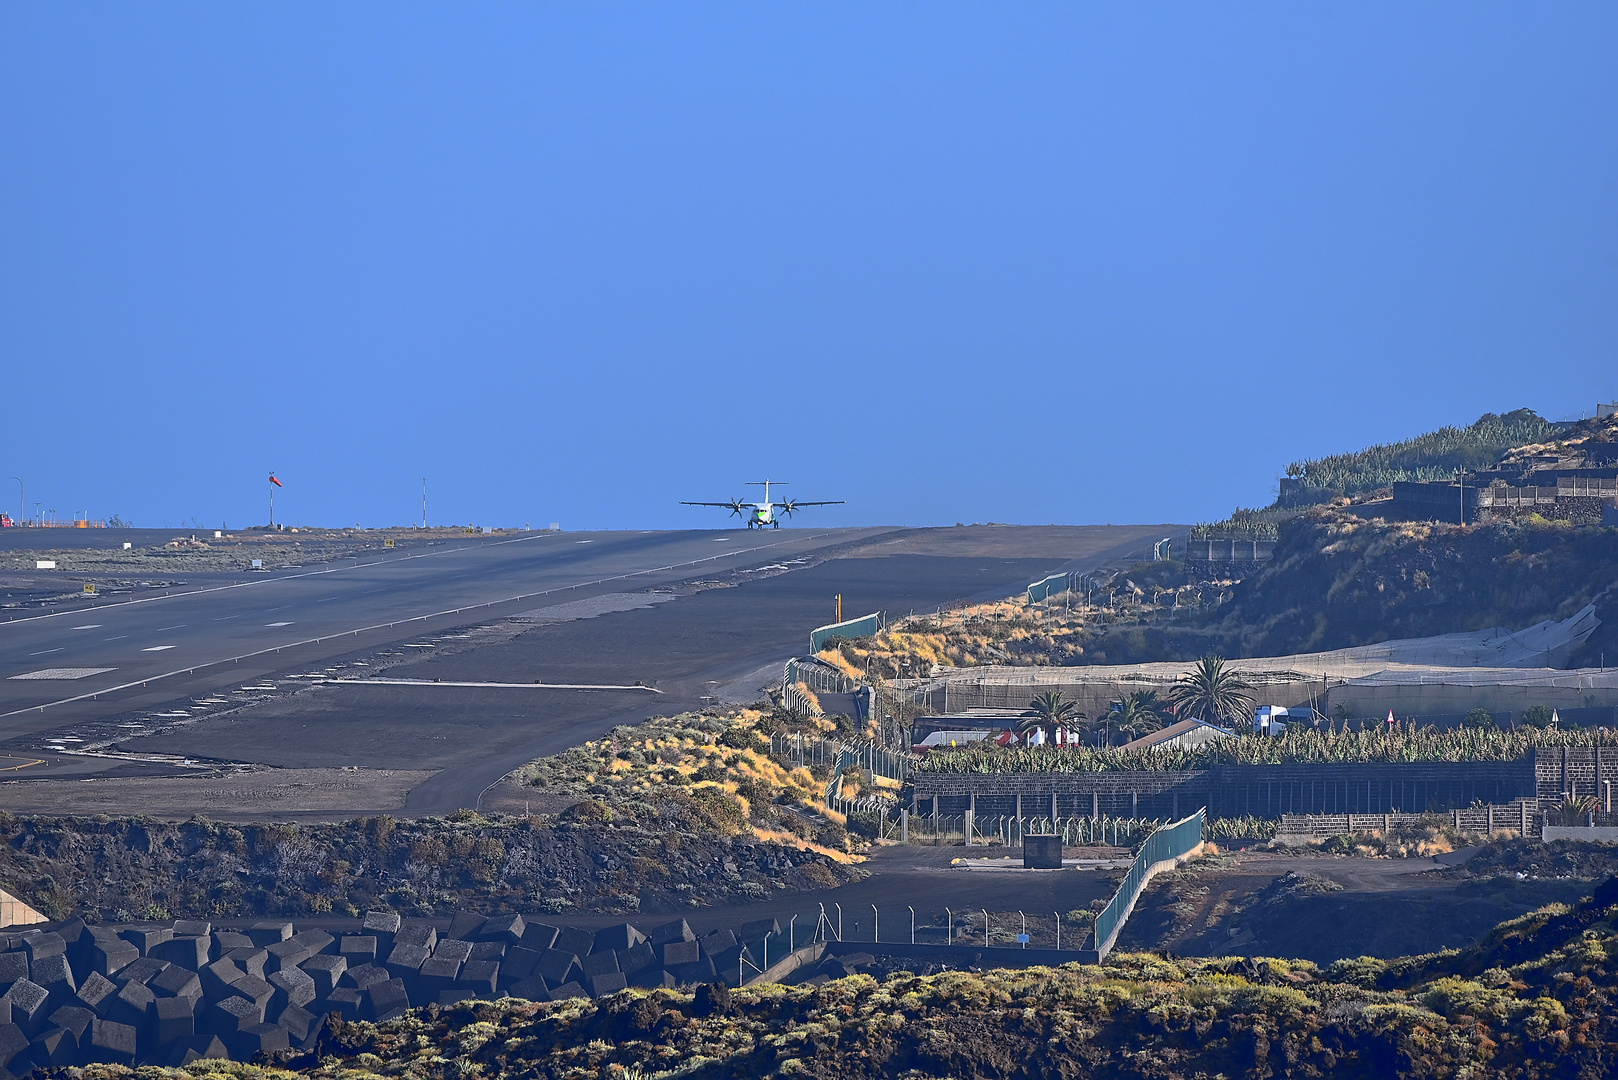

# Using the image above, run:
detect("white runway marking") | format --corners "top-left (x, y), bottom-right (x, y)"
top-left (154, 624), bottom-right (187, 632)
top-left (70, 625), bottom-right (101, 630)
top-left (28, 648), bottom-right (64, 656)
top-left (266, 622), bottom-right (294, 627)
top-left (142, 645), bottom-right (176, 652)
top-left (9, 667), bottom-right (116, 681)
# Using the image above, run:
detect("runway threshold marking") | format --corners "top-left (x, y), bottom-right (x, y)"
top-left (0, 528), bottom-right (864, 720)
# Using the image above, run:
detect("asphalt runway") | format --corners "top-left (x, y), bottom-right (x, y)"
top-left (0, 524), bottom-right (1175, 816)
top-left (0, 528), bottom-right (883, 723)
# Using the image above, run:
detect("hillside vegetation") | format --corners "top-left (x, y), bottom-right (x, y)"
top-left (1280, 408), bottom-right (1555, 505)
top-left (54, 883), bottom-right (1618, 1079)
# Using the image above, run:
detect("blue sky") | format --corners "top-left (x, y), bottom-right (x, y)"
top-left (2, 5), bottom-right (1614, 530)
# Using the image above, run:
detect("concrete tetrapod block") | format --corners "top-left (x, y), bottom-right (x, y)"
top-left (90, 938), bottom-right (140, 977)
top-left (362, 910), bottom-right (401, 936)
top-left (417, 957), bottom-right (460, 1000)
top-left (74, 972), bottom-right (118, 1015)
top-left (118, 956), bottom-right (170, 986)
top-left (247, 922), bottom-right (294, 947)
top-left (277, 1003), bottom-right (318, 1044)
top-left (231, 974), bottom-right (276, 1012)
top-left (578, 951), bottom-right (618, 979)
top-left (46, 1006), bottom-right (93, 1045)
top-left (29, 954), bottom-right (75, 1003)
top-left (153, 936), bottom-right (211, 970)
top-left (478, 914), bottom-right (524, 946)
top-left (660, 939), bottom-right (700, 967)
top-left (234, 1021), bottom-right (290, 1059)
top-left (648, 919), bottom-right (694, 946)
top-left (22, 935), bottom-right (64, 963)
top-left (167, 1034), bottom-right (230, 1067)
top-left (628, 968), bottom-right (676, 990)
top-left (433, 939), bottom-right (474, 964)
top-left (153, 995), bottom-right (197, 1046)
top-left (385, 943), bottom-right (429, 981)
top-left (200, 959), bottom-right (246, 1000)
top-left (592, 923), bottom-right (645, 954)
top-left (339, 936), bottom-right (378, 965)
top-left (171, 920), bottom-right (212, 939)
top-left (120, 927), bottom-right (172, 956)
top-left (107, 979), bottom-right (155, 1029)
top-left (520, 923), bottom-right (560, 952)
top-left (393, 924), bottom-right (436, 954)
top-left (0, 954), bottom-right (27, 989)
top-left (0, 1024), bottom-right (27, 1069)
top-left (446, 913), bottom-right (483, 941)
top-left (501, 947), bottom-right (540, 982)
top-left (292, 929), bottom-right (336, 956)
top-left (467, 941), bottom-right (505, 963)
top-left (30, 1026), bottom-right (77, 1068)
top-left (88, 1017), bottom-right (138, 1064)
top-left (618, 942), bottom-right (658, 976)
top-left (553, 927), bottom-right (593, 959)
top-left (205, 995), bottom-right (265, 1036)
top-left (213, 931), bottom-right (252, 953)
top-left (534, 950), bottom-right (579, 987)
top-left (265, 939), bottom-right (312, 973)
top-left (587, 972), bottom-right (627, 998)
top-left (269, 967), bottom-right (317, 1012)
top-left (340, 963), bottom-right (390, 991)
top-left (321, 988), bottom-right (364, 1018)
top-left (457, 961), bottom-right (498, 999)
top-left (506, 976), bottom-right (549, 1002)
top-left (549, 981), bottom-right (587, 1000)
top-left (363, 979), bottom-right (410, 1023)
top-left (6, 980), bottom-right (51, 1034)
top-left (224, 947), bottom-right (269, 981)
top-left (300, 954), bottom-right (347, 998)
top-left (700, 930), bottom-right (738, 958)
top-left (151, 965), bottom-right (204, 1005)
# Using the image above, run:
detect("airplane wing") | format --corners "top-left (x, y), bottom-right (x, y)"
top-left (775, 500), bottom-right (845, 508)
top-left (680, 501), bottom-right (746, 508)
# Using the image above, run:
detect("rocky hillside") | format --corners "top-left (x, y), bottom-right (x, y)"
top-left (1089, 509), bottom-right (1618, 666)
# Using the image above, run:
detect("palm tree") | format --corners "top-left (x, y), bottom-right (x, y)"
top-left (1027, 690), bottom-right (1080, 746)
top-left (1168, 655), bottom-right (1255, 727)
top-left (1113, 690), bottom-right (1170, 743)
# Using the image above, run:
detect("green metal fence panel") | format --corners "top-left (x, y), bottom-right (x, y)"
top-left (1090, 809), bottom-right (1205, 960)
top-left (810, 612), bottom-right (884, 653)
top-left (1027, 573), bottom-right (1073, 604)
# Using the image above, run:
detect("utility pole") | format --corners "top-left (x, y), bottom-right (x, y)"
top-left (422, 478), bottom-right (427, 529)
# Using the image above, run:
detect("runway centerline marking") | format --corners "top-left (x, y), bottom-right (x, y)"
top-left (154, 624), bottom-right (187, 632)
top-left (103, 635), bottom-right (127, 641)
top-left (266, 622), bottom-right (294, 627)
top-left (142, 645), bottom-right (177, 652)
top-left (70, 625), bottom-right (101, 630)
top-left (28, 648), bottom-right (64, 657)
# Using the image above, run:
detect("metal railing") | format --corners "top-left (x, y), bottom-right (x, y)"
top-left (1090, 809), bottom-right (1206, 960)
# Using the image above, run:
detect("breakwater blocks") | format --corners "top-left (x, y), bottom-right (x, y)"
top-left (1023, 835), bottom-right (1062, 869)
top-left (0, 913), bottom-right (773, 1073)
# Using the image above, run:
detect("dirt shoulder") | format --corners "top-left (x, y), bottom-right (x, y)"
top-left (0, 766), bottom-right (430, 818)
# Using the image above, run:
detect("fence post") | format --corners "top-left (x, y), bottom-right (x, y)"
top-left (901, 808), bottom-right (909, 843)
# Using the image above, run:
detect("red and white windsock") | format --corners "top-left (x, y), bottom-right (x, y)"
top-left (269, 474), bottom-right (283, 488)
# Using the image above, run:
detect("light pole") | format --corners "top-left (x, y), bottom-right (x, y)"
top-left (7, 478), bottom-right (19, 526)
top-left (422, 478), bottom-right (427, 529)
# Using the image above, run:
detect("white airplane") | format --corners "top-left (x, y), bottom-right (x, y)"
top-left (681, 480), bottom-right (844, 529)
